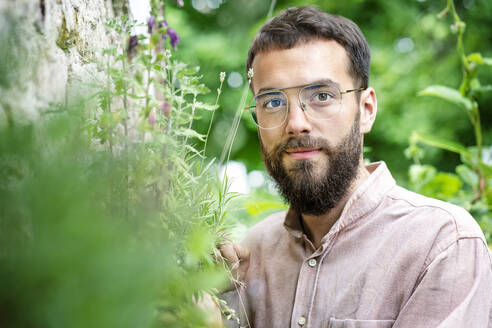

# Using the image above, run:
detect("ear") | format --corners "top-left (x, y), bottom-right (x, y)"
top-left (359, 87), bottom-right (377, 134)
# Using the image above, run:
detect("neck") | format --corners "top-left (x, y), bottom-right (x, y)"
top-left (301, 162), bottom-right (370, 249)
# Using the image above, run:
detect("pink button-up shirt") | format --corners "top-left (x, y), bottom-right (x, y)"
top-left (223, 162), bottom-right (492, 328)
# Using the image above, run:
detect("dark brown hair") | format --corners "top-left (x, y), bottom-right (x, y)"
top-left (246, 6), bottom-right (370, 88)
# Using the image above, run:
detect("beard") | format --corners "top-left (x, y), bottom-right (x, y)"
top-left (260, 113), bottom-right (362, 216)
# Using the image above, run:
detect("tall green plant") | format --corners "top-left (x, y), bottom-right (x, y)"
top-left (406, 0), bottom-right (492, 245)
top-left (0, 3), bottom-right (246, 327)
top-left (92, 9), bottom-right (238, 325)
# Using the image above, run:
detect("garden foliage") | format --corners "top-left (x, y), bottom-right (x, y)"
top-left (0, 2), bottom-right (240, 327)
top-left (406, 0), bottom-right (492, 244)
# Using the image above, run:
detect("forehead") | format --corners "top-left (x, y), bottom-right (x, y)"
top-left (251, 39), bottom-right (352, 94)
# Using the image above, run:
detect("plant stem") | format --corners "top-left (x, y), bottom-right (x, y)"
top-left (219, 83), bottom-right (248, 167)
top-left (267, 0), bottom-right (277, 19)
top-left (203, 79), bottom-right (224, 159)
top-left (473, 103), bottom-right (483, 161)
top-left (448, 0), bottom-right (468, 68)
top-left (106, 52), bottom-right (113, 155)
top-left (182, 93), bottom-right (197, 150)
top-left (122, 43), bottom-right (129, 221)
top-left (174, 88), bottom-right (184, 134)
top-left (447, 0), bottom-right (484, 199)
top-left (145, 48), bottom-right (152, 118)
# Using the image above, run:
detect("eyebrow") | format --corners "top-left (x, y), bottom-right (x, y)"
top-left (257, 78), bottom-right (341, 94)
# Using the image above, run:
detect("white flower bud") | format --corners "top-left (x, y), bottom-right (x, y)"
top-left (247, 68), bottom-right (254, 79)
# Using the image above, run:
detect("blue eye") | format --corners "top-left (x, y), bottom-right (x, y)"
top-left (265, 98), bottom-right (286, 108)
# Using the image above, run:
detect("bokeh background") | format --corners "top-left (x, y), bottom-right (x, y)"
top-left (168, 0), bottom-right (492, 183)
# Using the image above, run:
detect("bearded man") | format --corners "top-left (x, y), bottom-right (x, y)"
top-left (219, 6), bottom-right (492, 328)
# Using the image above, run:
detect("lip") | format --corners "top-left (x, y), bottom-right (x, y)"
top-left (285, 148), bottom-right (321, 160)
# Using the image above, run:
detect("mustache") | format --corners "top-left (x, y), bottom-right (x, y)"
top-left (272, 135), bottom-right (333, 158)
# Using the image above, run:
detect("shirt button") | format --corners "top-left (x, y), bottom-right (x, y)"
top-left (308, 258), bottom-right (317, 267)
top-left (298, 316), bottom-right (306, 326)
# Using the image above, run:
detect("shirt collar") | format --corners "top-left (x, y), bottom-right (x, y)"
top-left (283, 161), bottom-right (396, 240)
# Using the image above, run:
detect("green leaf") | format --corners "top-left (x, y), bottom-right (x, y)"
top-left (184, 144), bottom-right (204, 159)
top-left (411, 131), bottom-right (471, 158)
top-left (467, 52), bottom-right (492, 66)
top-left (418, 85), bottom-right (473, 111)
top-left (478, 161), bottom-right (492, 178)
top-left (460, 146), bottom-right (492, 176)
top-left (244, 200), bottom-right (288, 216)
top-left (483, 58), bottom-right (492, 66)
top-left (194, 102), bottom-right (218, 111)
top-left (456, 164), bottom-right (479, 187)
top-left (476, 85), bottom-right (492, 94)
top-left (467, 52), bottom-right (483, 63)
top-left (175, 128), bottom-right (206, 142)
top-left (421, 172), bottom-right (462, 199)
top-left (410, 165), bottom-right (462, 199)
top-left (409, 164), bottom-right (436, 189)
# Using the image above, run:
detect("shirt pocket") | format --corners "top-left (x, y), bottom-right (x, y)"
top-left (328, 318), bottom-right (395, 328)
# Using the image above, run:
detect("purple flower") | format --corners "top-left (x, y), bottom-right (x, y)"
top-left (174, 0), bottom-right (184, 7)
top-left (158, 20), bottom-right (169, 39)
top-left (161, 101), bottom-right (171, 116)
top-left (147, 16), bottom-right (156, 34)
top-left (148, 112), bottom-right (156, 125)
top-left (167, 28), bottom-right (180, 50)
top-left (127, 34), bottom-right (138, 57)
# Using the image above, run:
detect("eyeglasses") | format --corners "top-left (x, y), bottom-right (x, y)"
top-left (245, 82), bottom-right (365, 129)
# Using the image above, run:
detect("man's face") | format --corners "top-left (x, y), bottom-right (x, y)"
top-left (251, 40), bottom-right (364, 215)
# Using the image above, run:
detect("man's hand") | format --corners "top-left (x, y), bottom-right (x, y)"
top-left (218, 242), bottom-right (250, 286)
top-left (193, 242), bottom-right (249, 326)
top-left (194, 293), bottom-right (223, 328)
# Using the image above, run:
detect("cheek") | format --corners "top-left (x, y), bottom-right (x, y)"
top-left (311, 120), bottom-right (343, 142)
top-left (320, 107), bottom-right (358, 137)
top-left (258, 130), bottom-right (279, 154)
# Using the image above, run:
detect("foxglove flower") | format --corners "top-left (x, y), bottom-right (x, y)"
top-left (167, 28), bottom-right (180, 50)
top-left (147, 16), bottom-right (156, 34)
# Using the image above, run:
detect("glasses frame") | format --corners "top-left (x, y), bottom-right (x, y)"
top-left (245, 82), bottom-right (366, 130)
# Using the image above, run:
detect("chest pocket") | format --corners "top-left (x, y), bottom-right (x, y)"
top-left (328, 318), bottom-right (395, 328)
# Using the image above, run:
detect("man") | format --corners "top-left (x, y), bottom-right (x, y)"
top-left (220, 6), bottom-right (492, 328)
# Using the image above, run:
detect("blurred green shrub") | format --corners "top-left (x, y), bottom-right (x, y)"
top-left (0, 5), bottom-right (236, 327)
top-left (406, 0), bottom-right (492, 245)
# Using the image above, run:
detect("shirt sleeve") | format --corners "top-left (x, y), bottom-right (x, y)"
top-left (393, 237), bottom-right (492, 328)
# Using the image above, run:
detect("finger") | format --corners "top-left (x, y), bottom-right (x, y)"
top-left (233, 243), bottom-right (250, 262)
top-left (218, 243), bottom-right (239, 265)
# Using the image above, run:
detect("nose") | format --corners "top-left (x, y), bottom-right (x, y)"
top-left (284, 97), bottom-right (312, 136)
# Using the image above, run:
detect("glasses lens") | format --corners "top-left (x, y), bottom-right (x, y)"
top-left (251, 91), bottom-right (288, 129)
top-left (299, 84), bottom-right (342, 120)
